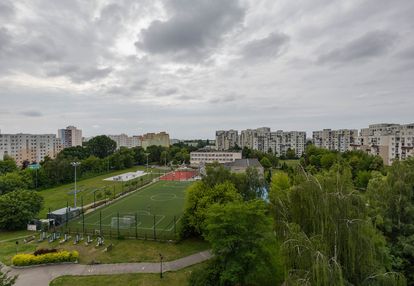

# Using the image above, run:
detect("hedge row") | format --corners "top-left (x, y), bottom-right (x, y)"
top-left (12, 250), bottom-right (79, 266)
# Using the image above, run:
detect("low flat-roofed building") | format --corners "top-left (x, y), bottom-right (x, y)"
top-left (223, 158), bottom-right (264, 176)
top-left (190, 150), bottom-right (242, 167)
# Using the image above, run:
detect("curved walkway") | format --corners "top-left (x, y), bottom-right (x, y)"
top-left (4, 250), bottom-right (212, 286)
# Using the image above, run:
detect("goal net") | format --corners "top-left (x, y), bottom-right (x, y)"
top-left (111, 215), bottom-right (136, 229)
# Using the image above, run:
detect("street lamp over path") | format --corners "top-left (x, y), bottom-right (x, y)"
top-left (159, 253), bottom-right (164, 278)
top-left (71, 162), bottom-right (81, 208)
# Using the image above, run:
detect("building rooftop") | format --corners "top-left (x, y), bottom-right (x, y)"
top-left (224, 158), bottom-right (262, 168)
top-left (50, 207), bottom-right (81, 215)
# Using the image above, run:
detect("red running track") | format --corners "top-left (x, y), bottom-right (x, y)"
top-left (160, 171), bottom-right (197, 181)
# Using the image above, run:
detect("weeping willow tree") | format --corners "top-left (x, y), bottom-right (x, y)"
top-left (270, 164), bottom-right (406, 285)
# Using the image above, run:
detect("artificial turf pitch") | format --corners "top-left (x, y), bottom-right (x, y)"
top-left (67, 180), bottom-right (192, 240)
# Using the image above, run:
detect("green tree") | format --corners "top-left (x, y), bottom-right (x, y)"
top-left (260, 157), bottom-right (272, 169)
top-left (59, 146), bottom-right (90, 160)
top-left (86, 135), bottom-right (116, 159)
top-left (271, 165), bottom-right (404, 285)
top-left (366, 159), bottom-right (414, 284)
top-left (181, 181), bottom-right (242, 236)
top-left (0, 190), bottom-right (43, 230)
top-left (0, 155), bottom-right (18, 175)
top-left (202, 163), bottom-right (232, 188)
top-left (0, 172), bottom-right (30, 195)
top-left (286, 148), bottom-right (297, 159)
top-left (320, 152), bottom-right (337, 169)
top-left (201, 200), bottom-right (284, 286)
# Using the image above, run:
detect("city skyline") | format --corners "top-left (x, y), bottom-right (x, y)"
top-left (0, 0), bottom-right (413, 138)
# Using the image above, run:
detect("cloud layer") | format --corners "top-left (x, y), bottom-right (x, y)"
top-left (0, 0), bottom-right (413, 138)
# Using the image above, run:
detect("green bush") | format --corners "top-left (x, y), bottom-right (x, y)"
top-left (12, 250), bottom-right (79, 266)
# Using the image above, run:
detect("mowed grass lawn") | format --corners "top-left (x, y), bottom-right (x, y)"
top-left (39, 166), bottom-right (163, 218)
top-left (0, 236), bottom-right (209, 265)
top-left (50, 262), bottom-right (206, 286)
top-left (67, 180), bottom-right (192, 239)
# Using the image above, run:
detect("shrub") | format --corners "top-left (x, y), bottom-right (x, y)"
top-left (33, 248), bottom-right (58, 256)
top-left (12, 250), bottom-right (79, 266)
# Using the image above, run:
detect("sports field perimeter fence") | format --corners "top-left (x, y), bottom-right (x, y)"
top-left (51, 210), bottom-right (182, 242)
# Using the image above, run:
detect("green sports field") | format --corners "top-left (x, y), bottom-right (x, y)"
top-left (66, 180), bottom-right (192, 240)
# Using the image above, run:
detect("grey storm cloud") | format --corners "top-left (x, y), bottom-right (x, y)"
top-left (46, 64), bottom-right (112, 83)
top-left (242, 32), bottom-right (290, 61)
top-left (318, 30), bottom-right (398, 64)
top-left (0, 28), bottom-right (11, 52)
top-left (135, 0), bottom-right (245, 61)
top-left (0, 1), bottom-right (14, 19)
top-left (0, 0), bottom-right (414, 139)
top-left (20, 110), bottom-right (43, 117)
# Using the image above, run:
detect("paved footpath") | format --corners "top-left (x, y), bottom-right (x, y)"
top-left (3, 250), bottom-right (212, 286)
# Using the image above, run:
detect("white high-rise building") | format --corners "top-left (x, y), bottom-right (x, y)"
top-left (220, 127), bottom-right (306, 157)
top-left (313, 129), bottom-right (358, 153)
top-left (0, 132), bottom-right (63, 165)
top-left (270, 130), bottom-right (306, 157)
top-left (350, 123), bottom-right (414, 165)
top-left (58, 126), bottom-right (82, 148)
top-left (215, 130), bottom-right (239, 150)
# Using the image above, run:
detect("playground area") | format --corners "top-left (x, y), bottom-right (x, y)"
top-left (66, 180), bottom-right (192, 240)
top-left (160, 170), bottom-right (198, 181)
top-left (104, 170), bottom-right (147, 182)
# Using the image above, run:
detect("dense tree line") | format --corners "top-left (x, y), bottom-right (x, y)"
top-left (181, 148), bottom-right (412, 285)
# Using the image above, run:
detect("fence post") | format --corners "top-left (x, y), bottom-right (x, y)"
top-left (99, 211), bottom-right (102, 235)
top-left (153, 215), bottom-right (156, 241)
top-left (135, 212), bottom-right (138, 239)
top-left (66, 201), bottom-right (69, 229)
top-left (174, 216), bottom-right (176, 236)
top-left (117, 212), bottom-right (120, 239)
top-left (81, 197), bottom-right (85, 234)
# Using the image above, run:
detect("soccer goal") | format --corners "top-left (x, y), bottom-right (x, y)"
top-left (111, 215), bottom-right (136, 229)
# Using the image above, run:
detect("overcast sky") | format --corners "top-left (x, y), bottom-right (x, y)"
top-left (0, 0), bottom-right (413, 139)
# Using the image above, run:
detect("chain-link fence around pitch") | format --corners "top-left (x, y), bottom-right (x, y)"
top-left (58, 210), bottom-right (182, 241)
top-left (53, 180), bottom-right (192, 241)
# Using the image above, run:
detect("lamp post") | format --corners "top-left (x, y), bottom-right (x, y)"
top-left (159, 253), bottom-right (164, 278)
top-left (145, 153), bottom-right (150, 173)
top-left (71, 162), bottom-right (81, 208)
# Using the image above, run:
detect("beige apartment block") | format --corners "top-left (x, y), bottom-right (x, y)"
top-left (141, 132), bottom-right (170, 149)
top-left (108, 134), bottom-right (141, 149)
top-left (58, 126), bottom-right (82, 148)
top-left (0, 133), bottom-right (62, 165)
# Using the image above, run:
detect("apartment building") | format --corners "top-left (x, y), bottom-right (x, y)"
top-left (108, 134), bottom-right (141, 149)
top-left (215, 130), bottom-right (238, 150)
top-left (270, 130), bottom-right (307, 157)
top-left (217, 127), bottom-right (306, 157)
top-left (190, 150), bottom-right (242, 167)
top-left (141, 132), bottom-right (170, 149)
top-left (0, 132), bottom-right (63, 165)
top-left (313, 129), bottom-right (358, 153)
top-left (239, 127), bottom-right (271, 151)
top-left (58, 126), bottom-right (82, 148)
top-left (350, 123), bottom-right (414, 165)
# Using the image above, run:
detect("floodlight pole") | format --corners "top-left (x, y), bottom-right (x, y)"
top-left (71, 162), bottom-right (81, 208)
top-left (145, 153), bottom-right (150, 173)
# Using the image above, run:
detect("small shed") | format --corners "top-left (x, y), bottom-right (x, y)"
top-left (47, 207), bottom-right (81, 226)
